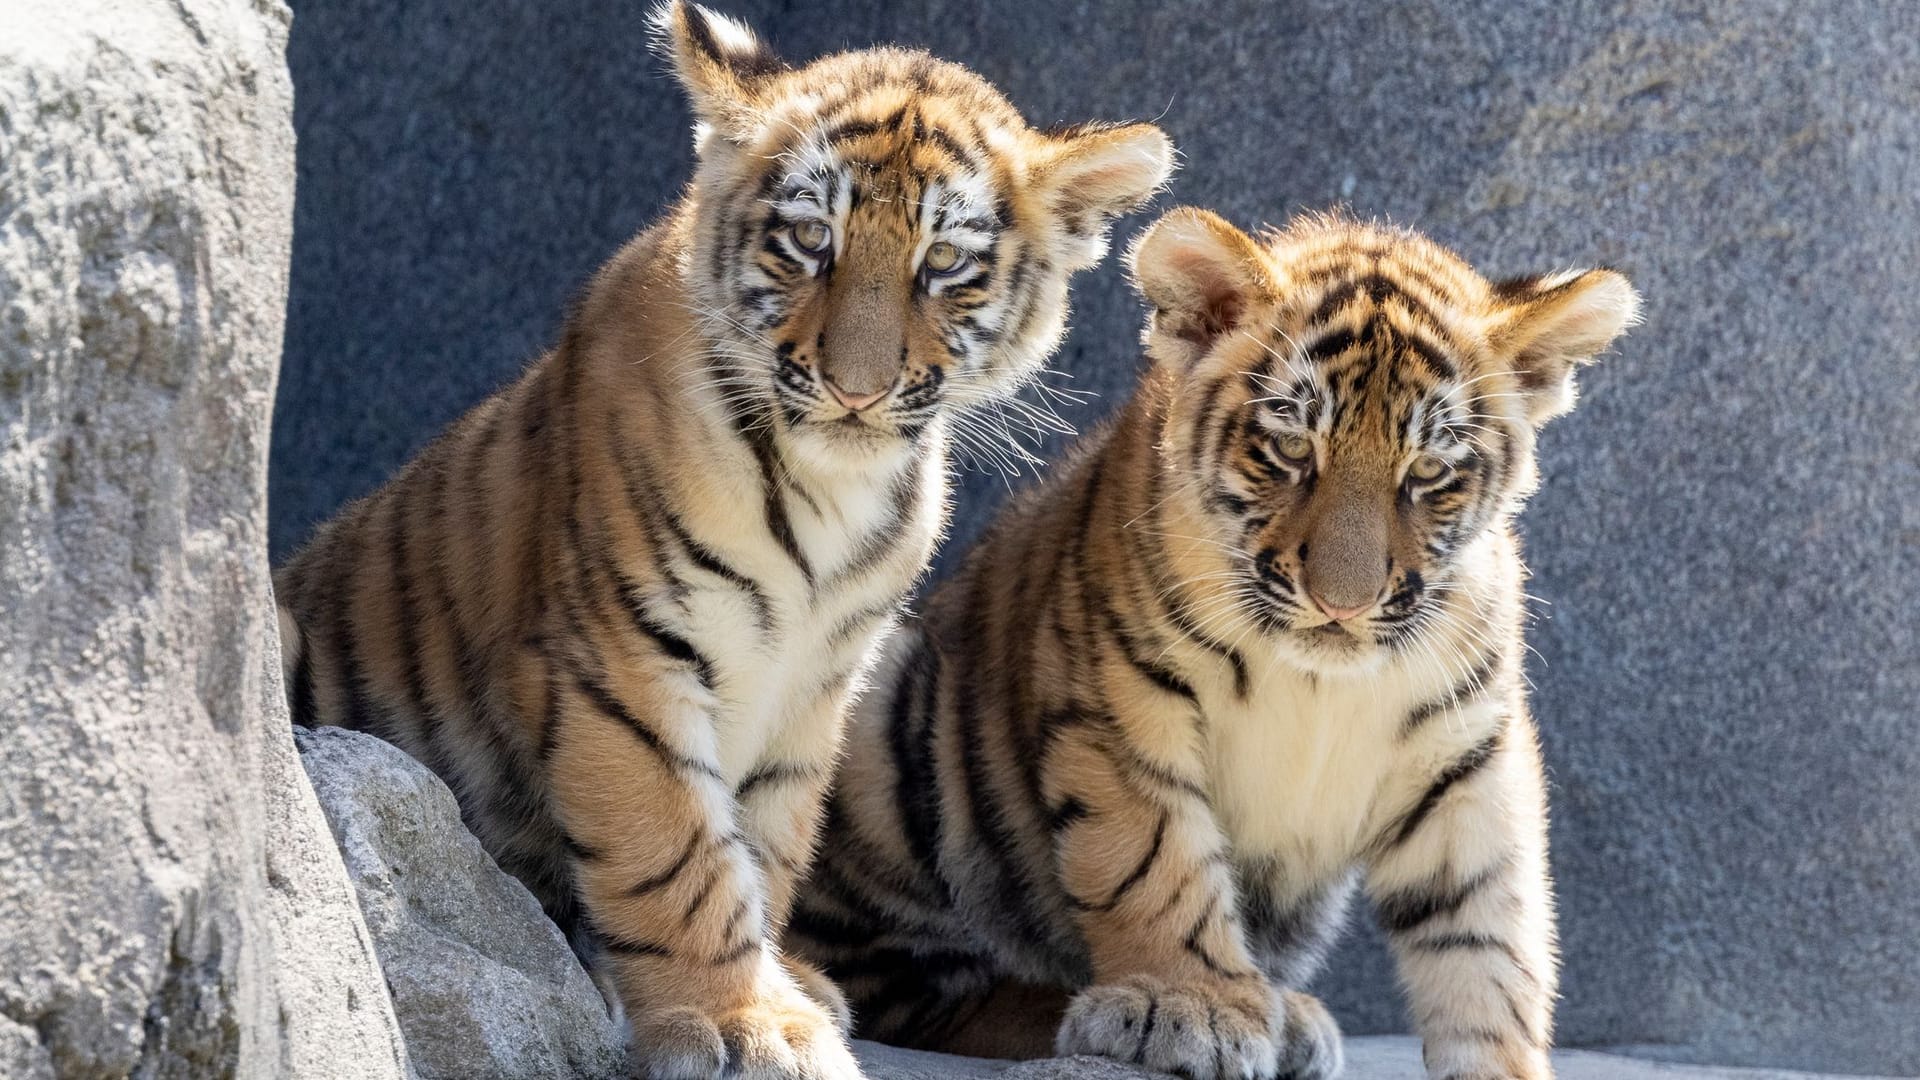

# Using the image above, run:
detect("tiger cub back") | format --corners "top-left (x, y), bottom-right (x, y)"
top-left (790, 207), bottom-right (1639, 1080)
top-left (274, 5), bottom-right (1171, 1077)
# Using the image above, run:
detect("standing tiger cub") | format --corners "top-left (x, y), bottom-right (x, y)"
top-left (273, 5), bottom-right (1171, 1077)
top-left (790, 209), bottom-right (1640, 1080)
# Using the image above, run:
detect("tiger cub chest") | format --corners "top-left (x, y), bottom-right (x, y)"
top-left (1200, 662), bottom-right (1434, 885)
top-left (674, 455), bottom-right (940, 777)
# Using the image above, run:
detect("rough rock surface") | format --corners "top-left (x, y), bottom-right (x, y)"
top-left (296, 726), bottom-right (626, 1080)
top-left (0, 1), bottom-right (408, 1076)
top-left (858, 1040), bottom-right (1898, 1080)
top-left (270, 1), bottom-right (1920, 1073)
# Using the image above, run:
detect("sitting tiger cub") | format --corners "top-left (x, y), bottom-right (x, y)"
top-left (790, 208), bottom-right (1640, 1079)
top-left (273, 4), bottom-right (1171, 1077)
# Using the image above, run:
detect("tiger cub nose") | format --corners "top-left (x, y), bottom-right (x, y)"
top-left (1310, 591), bottom-right (1376, 622)
top-left (824, 376), bottom-right (890, 412)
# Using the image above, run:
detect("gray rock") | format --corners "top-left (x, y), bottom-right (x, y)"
top-left (269, 1), bottom-right (1920, 1074)
top-left (0, 1), bottom-right (409, 1077)
top-left (858, 1037), bottom-right (1896, 1080)
top-left (296, 726), bottom-right (626, 1080)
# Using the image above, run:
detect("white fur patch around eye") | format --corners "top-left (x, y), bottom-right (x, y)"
top-left (915, 176), bottom-right (999, 259)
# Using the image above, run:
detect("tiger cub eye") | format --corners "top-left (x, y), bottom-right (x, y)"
top-left (1409, 454), bottom-right (1451, 482)
top-left (1275, 434), bottom-right (1314, 463)
top-left (924, 241), bottom-right (965, 274)
top-left (792, 220), bottom-right (832, 254)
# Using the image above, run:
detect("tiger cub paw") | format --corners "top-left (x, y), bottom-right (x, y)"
top-left (629, 987), bottom-right (861, 1080)
top-left (782, 954), bottom-right (853, 1035)
top-left (1057, 975), bottom-right (1335, 1080)
top-left (1273, 990), bottom-right (1342, 1079)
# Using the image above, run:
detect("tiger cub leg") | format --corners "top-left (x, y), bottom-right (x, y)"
top-left (734, 687), bottom-right (859, 1034)
top-left (547, 673), bottom-right (858, 1080)
top-left (1046, 720), bottom-right (1341, 1080)
top-left (1366, 729), bottom-right (1555, 1080)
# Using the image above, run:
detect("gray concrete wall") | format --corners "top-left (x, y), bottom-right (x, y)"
top-left (270, 1), bottom-right (1920, 1074)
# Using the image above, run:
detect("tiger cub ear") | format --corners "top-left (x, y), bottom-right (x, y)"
top-left (1032, 123), bottom-right (1175, 270)
top-left (1488, 268), bottom-right (1643, 425)
top-left (651, 1), bottom-right (787, 150)
top-left (1128, 207), bottom-right (1275, 369)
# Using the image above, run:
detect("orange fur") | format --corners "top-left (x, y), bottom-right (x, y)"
top-left (791, 209), bottom-right (1639, 1080)
top-left (275, 6), bottom-right (1170, 1077)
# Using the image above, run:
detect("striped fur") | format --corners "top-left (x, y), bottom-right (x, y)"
top-left (273, 6), bottom-right (1170, 1078)
top-left (789, 209), bottom-right (1640, 1080)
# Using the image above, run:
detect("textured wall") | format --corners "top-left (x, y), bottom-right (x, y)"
top-left (272, 0), bottom-right (1920, 1073)
top-left (1, 0), bottom-right (410, 1076)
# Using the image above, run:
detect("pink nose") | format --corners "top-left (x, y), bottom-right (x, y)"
top-left (1310, 593), bottom-right (1373, 622)
top-left (824, 378), bottom-right (889, 413)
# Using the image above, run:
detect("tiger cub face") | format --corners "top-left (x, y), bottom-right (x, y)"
top-left (658, 2), bottom-right (1172, 473)
top-left (1131, 209), bottom-right (1641, 674)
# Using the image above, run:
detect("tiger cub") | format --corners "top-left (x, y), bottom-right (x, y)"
top-left (789, 208), bottom-right (1640, 1079)
top-left (272, 5), bottom-right (1171, 1077)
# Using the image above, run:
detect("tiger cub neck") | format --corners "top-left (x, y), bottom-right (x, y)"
top-left (1195, 531), bottom-right (1519, 881)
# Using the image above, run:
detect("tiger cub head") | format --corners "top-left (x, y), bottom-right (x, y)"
top-left (654, 1), bottom-right (1173, 471)
top-left (1131, 208), bottom-right (1641, 673)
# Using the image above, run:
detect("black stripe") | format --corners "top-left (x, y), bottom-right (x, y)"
top-left (824, 459), bottom-right (920, 588)
top-left (1401, 653), bottom-right (1502, 737)
top-left (1181, 893), bottom-right (1256, 979)
top-left (1384, 727), bottom-right (1504, 849)
top-left (1110, 741), bottom-right (1209, 803)
top-left (827, 598), bottom-right (899, 650)
top-left (681, 866), bottom-right (722, 926)
top-left (1102, 606), bottom-right (1198, 703)
top-left (387, 494), bottom-right (450, 776)
top-left (562, 831), bottom-right (604, 863)
top-left (1078, 812), bottom-right (1167, 912)
top-left (914, 116), bottom-right (976, 168)
top-left (571, 669), bottom-right (724, 782)
top-left (600, 931), bottom-right (674, 959)
top-left (1399, 328), bottom-right (1457, 380)
top-left (287, 619), bottom-right (317, 728)
top-left (327, 531), bottom-right (380, 734)
top-left (709, 936), bottom-right (761, 966)
top-left (1375, 861), bottom-right (1504, 935)
top-left (620, 590), bottom-right (719, 690)
top-left (736, 760), bottom-right (820, 799)
top-left (1131, 995), bottom-right (1158, 1065)
top-left (1306, 279), bottom-right (1360, 326)
top-left (1305, 325), bottom-right (1359, 364)
top-left (611, 407), bottom-right (774, 634)
top-left (630, 831), bottom-right (703, 896)
top-left (888, 639), bottom-right (950, 898)
top-left (731, 412), bottom-right (814, 588)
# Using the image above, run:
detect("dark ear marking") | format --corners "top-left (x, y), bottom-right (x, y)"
top-left (1488, 267), bottom-right (1642, 425)
top-left (680, 2), bottom-right (786, 82)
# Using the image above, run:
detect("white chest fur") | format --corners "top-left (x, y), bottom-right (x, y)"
top-left (1204, 663), bottom-right (1420, 883)
top-left (1199, 639), bottom-right (1506, 894)
top-left (671, 436), bottom-right (945, 783)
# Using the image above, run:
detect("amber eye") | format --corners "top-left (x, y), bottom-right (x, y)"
top-left (1408, 454), bottom-right (1451, 483)
top-left (1275, 434), bottom-right (1314, 464)
top-left (923, 241), bottom-right (969, 276)
top-left (790, 220), bottom-right (832, 255)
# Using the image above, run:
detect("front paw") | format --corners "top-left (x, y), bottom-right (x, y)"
top-left (782, 954), bottom-right (853, 1035)
top-left (630, 987), bottom-right (861, 1080)
top-left (1057, 975), bottom-right (1340, 1080)
top-left (1274, 990), bottom-right (1341, 1080)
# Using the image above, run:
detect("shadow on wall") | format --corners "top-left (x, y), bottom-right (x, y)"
top-left (271, 1), bottom-right (1920, 1074)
